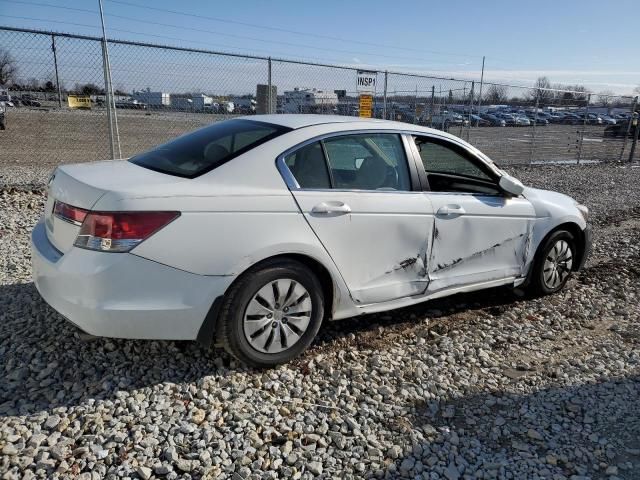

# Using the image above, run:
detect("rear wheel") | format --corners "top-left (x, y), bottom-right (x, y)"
top-left (528, 230), bottom-right (576, 295)
top-left (218, 259), bottom-right (324, 367)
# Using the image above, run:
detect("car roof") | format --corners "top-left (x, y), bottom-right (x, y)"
top-left (236, 113), bottom-right (478, 148)
top-left (240, 114), bottom-right (403, 130)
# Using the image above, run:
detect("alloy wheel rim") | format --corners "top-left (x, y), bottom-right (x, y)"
top-left (243, 278), bottom-right (312, 354)
top-left (543, 239), bottom-right (573, 289)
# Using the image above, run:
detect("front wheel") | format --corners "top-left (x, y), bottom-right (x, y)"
top-left (217, 259), bottom-right (325, 367)
top-left (528, 230), bottom-right (576, 295)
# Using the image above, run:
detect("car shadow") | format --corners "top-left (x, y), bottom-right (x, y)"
top-left (380, 375), bottom-right (640, 478)
top-left (311, 282), bottom-right (523, 350)
top-left (0, 280), bottom-right (523, 417)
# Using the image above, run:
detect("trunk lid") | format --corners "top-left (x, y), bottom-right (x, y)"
top-left (45, 160), bottom-right (184, 253)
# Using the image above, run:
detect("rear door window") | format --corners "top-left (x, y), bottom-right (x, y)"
top-left (323, 134), bottom-right (411, 190)
top-left (284, 133), bottom-right (411, 191)
top-left (130, 119), bottom-right (291, 178)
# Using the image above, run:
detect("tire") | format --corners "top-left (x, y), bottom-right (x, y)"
top-left (0, 118), bottom-right (5, 131)
top-left (528, 230), bottom-right (576, 296)
top-left (217, 259), bottom-right (325, 368)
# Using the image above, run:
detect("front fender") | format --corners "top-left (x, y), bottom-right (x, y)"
top-left (521, 187), bottom-right (588, 278)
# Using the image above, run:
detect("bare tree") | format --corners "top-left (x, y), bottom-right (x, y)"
top-left (553, 84), bottom-right (591, 105)
top-left (27, 77), bottom-right (41, 91)
top-left (597, 90), bottom-right (615, 107)
top-left (0, 48), bottom-right (17, 86)
top-left (569, 85), bottom-right (591, 103)
top-left (528, 76), bottom-right (554, 104)
top-left (484, 84), bottom-right (508, 104)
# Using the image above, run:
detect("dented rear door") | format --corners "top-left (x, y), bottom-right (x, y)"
top-left (293, 190), bottom-right (434, 305)
top-left (426, 193), bottom-right (536, 292)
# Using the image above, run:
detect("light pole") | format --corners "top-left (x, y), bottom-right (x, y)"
top-left (98, 0), bottom-right (121, 159)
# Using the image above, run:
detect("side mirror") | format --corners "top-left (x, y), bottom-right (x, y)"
top-left (499, 175), bottom-right (524, 196)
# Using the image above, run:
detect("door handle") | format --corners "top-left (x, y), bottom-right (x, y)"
top-left (311, 201), bottom-right (352, 215)
top-left (437, 204), bottom-right (465, 216)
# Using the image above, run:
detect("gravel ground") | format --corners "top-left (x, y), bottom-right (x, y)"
top-left (1, 163), bottom-right (639, 479)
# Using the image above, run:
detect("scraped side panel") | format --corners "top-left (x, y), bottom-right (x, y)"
top-left (427, 194), bottom-right (536, 292)
top-left (292, 191), bottom-right (434, 305)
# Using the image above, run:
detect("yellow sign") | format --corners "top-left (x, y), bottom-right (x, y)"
top-left (359, 94), bottom-right (372, 118)
top-left (67, 95), bottom-right (92, 109)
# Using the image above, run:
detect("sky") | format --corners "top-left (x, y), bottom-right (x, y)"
top-left (0, 0), bottom-right (639, 95)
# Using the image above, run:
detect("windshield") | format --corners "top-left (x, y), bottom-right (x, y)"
top-left (129, 119), bottom-right (291, 178)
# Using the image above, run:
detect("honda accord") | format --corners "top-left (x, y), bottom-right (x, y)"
top-left (32, 115), bottom-right (591, 366)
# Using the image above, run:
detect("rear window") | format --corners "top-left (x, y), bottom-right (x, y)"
top-left (129, 119), bottom-right (291, 178)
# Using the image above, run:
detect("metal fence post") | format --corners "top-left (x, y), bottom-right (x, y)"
top-left (382, 70), bottom-right (388, 120)
top-left (466, 81), bottom-right (474, 141)
top-left (413, 85), bottom-right (418, 124)
top-left (458, 84), bottom-right (466, 137)
top-left (577, 93), bottom-right (591, 164)
top-left (100, 39), bottom-right (115, 159)
top-left (529, 93), bottom-right (539, 165)
top-left (50, 34), bottom-right (62, 108)
top-left (619, 96), bottom-right (638, 161)
top-left (267, 57), bottom-right (272, 115)
top-left (430, 86), bottom-right (435, 128)
top-left (477, 56), bottom-right (485, 114)
top-left (629, 110), bottom-right (639, 163)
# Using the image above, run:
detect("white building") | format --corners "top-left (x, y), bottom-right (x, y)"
top-left (232, 97), bottom-right (256, 112)
top-left (171, 94), bottom-right (213, 111)
top-left (282, 88), bottom-right (338, 113)
top-left (132, 91), bottom-right (170, 107)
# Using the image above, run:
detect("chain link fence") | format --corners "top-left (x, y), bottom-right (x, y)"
top-left (1, 26), bottom-right (638, 169)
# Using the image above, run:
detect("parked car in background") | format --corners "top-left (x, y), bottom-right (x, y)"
top-left (513, 115), bottom-right (531, 126)
top-left (562, 113), bottom-right (582, 125)
top-left (598, 114), bottom-right (616, 125)
top-left (479, 113), bottom-right (506, 127)
top-left (579, 113), bottom-right (602, 125)
top-left (527, 114), bottom-right (549, 125)
top-left (549, 112), bottom-right (566, 124)
top-left (115, 99), bottom-right (147, 110)
top-left (0, 91), bottom-right (11, 105)
top-left (495, 113), bottom-right (518, 126)
top-left (31, 115), bottom-right (592, 366)
top-left (0, 101), bottom-right (6, 130)
top-left (469, 114), bottom-right (491, 127)
top-left (604, 118), bottom-right (637, 138)
top-left (428, 110), bottom-right (468, 128)
top-left (19, 94), bottom-right (42, 107)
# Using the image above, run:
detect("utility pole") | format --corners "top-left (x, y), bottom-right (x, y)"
top-left (267, 57), bottom-right (272, 114)
top-left (51, 34), bottom-right (62, 108)
top-left (619, 96), bottom-right (638, 162)
top-left (430, 85), bottom-right (435, 128)
top-left (382, 71), bottom-right (388, 120)
top-left (629, 110), bottom-right (639, 163)
top-left (476, 56), bottom-right (485, 114)
top-left (98, 0), bottom-right (121, 159)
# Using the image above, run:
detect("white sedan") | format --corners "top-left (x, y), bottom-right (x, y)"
top-left (32, 115), bottom-right (591, 366)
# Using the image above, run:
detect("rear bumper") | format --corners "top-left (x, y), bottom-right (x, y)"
top-left (31, 218), bottom-right (233, 340)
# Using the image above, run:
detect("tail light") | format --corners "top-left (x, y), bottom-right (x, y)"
top-left (74, 211), bottom-right (180, 252)
top-left (53, 200), bottom-right (88, 226)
